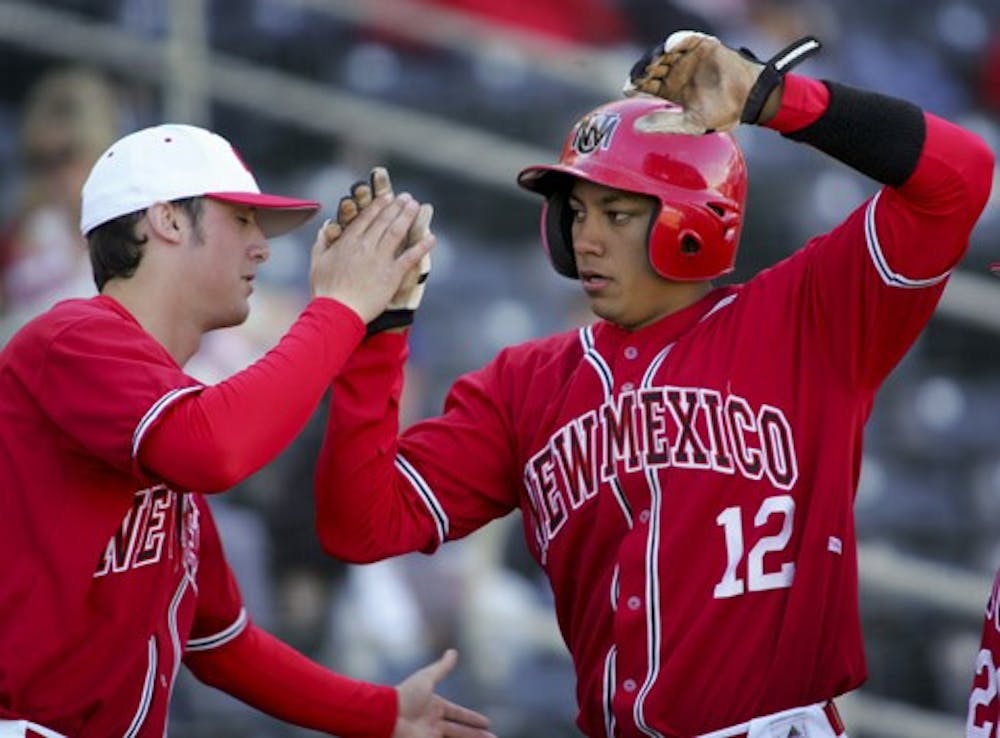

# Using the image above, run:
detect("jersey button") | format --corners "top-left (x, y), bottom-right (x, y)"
top-left (622, 381), bottom-right (635, 392)
top-left (624, 346), bottom-right (638, 360)
top-left (627, 595), bottom-right (642, 610)
top-left (623, 678), bottom-right (637, 693)
top-left (638, 509), bottom-right (650, 524)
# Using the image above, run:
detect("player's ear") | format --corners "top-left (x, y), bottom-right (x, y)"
top-left (145, 201), bottom-right (184, 243)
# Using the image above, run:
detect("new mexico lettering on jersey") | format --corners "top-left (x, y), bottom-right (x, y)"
top-left (523, 385), bottom-right (796, 561)
top-left (94, 485), bottom-right (200, 581)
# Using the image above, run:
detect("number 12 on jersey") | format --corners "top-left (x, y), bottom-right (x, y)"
top-left (714, 494), bottom-right (796, 599)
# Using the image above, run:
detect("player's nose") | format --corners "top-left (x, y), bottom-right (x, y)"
top-left (572, 217), bottom-right (606, 257)
top-left (249, 239), bottom-right (270, 264)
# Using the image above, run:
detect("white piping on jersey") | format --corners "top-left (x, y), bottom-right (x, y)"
top-left (579, 326), bottom-right (633, 528)
top-left (580, 325), bottom-right (614, 395)
top-left (131, 385), bottom-right (203, 459)
top-left (603, 646), bottom-right (618, 738)
top-left (610, 564), bottom-right (620, 612)
top-left (865, 190), bottom-right (949, 288)
top-left (186, 607), bottom-right (249, 652)
top-left (610, 478), bottom-right (633, 528)
top-left (633, 360), bottom-right (668, 738)
top-left (168, 577), bottom-right (190, 674)
top-left (699, 293), bottom-right (738, 323)
top-left (633, 467), bottom-right (666, 738)
top-left (162, 576), bottom-right (191, 737)
top-left (123, 636), bottom-right (157, 738)
top-left (396, 454), bottom-right (449, 545)
top-left (641, 345), bottom-right (674, 388)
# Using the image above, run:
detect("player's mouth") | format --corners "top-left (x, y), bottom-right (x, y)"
top-left (579, 269), bottom-right (611, 293)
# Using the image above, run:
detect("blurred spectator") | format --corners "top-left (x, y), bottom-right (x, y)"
top-left (980, 24), bottom-right (1000, 115)
top-left (0, 67), bottom-right (121, 339)
top-left (424, 0), bottom-right (629, 46)
top-left (616, 0), bottom-right (718, 48)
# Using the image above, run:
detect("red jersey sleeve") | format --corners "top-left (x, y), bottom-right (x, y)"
top-left (185, 624), bottom-right (396, 738)
top-left (764, 77), bottom-right (994, 390)
top-left (315, 332), bottom-right (517, 561)
top-left (22, 296), bottom-right (365, 494)
top-left (183, 497), bottom-right (397, 738)
top-left (139, 297), bottom-right (365, 491)
top-left (26, 297), bottom-right (199, 477)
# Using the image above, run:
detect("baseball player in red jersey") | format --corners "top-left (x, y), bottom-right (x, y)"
top-left (313, 30), bottom-right (995, 738)
top-left (0, 123), bottom-right (494, 738)
top-left (967, 264), bottom-right (1000, 737)
top-left (969, 569), bottom-right (1000, 736)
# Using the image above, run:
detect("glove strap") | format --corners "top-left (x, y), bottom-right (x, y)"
top-left (366, 310), bottom-right (415, 337)
top-left (739, 36), bottom-right (822, 124)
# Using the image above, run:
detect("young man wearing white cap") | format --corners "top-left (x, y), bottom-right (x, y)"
top-left (0, 124), bottom-right (493, 738)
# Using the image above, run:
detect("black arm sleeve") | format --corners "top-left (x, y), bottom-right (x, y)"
top-left (784, 80), bottom-right (926, 187)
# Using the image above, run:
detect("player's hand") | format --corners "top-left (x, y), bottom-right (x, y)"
top-left (341, 167), bottom-right (434, 336)
top-left (392, 649), bottom-right (495, 738)
top-left (308, 182), bottom-right (434, 324)
top-left (623, 31), bottom-right (763, 134)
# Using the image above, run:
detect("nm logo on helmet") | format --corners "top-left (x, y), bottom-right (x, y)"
top-left (572, 113), bottom-right (621, 155)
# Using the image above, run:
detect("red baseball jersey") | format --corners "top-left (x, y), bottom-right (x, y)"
top-left (0, 296), bottom-right (245, 737)
top-left (969, 569), bottom-right (1000, 737)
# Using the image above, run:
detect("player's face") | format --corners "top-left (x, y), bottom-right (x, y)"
top-left (569, 179), bottom-right (703, 330)
top-left (183, 200), bottom-right (269, 330)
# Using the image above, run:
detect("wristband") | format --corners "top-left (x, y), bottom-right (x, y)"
top-left (739, 36), bottom-right (822, 124)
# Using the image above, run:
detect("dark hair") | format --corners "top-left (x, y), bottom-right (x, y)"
top-left (87, 197), bottom-right (203, 290)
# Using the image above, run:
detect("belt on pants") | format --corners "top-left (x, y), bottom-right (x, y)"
top-left (695, 700), bottom-right (846, 738)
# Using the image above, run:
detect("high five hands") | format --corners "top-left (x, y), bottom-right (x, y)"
top-left (316, 166), bottom-right (434, 335)
top-left (308, 167), bottom-right (435, 328)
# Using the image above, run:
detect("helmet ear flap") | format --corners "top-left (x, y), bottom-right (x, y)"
top-left (648, 200), bottom-right (740, 280)
top-left (541, 191), bottom-right (579, 279)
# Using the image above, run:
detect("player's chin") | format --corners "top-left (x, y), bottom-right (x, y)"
top-left (232, 301), bottom-right (251, 326)
top-left (586, 299), bottom-right (619, 325)
top-left (210, 301), bottom-right (251, 331)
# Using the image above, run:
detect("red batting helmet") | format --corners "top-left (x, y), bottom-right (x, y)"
top-left (517, 96), bottom-right (748, 282)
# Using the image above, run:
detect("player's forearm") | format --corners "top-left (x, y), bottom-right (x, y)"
top-left (767, 75), bottom-right (993, 202)
top-left (185, 623), bottom-right (396, 738)
top-left (316, 456), bottom-right (437, 562)
top-left (315, 333), bottom-right (437, 560)
top-left (767, 74), bottom-right (993, 276)
top-left (140, 298), bottom-right (365, 492)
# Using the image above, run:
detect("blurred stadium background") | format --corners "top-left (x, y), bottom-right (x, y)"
top-left (1, 1), bottom-right (999, 736)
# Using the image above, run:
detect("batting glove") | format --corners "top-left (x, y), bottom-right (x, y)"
top-left (335, 167), bottom-right (434, 336)
top-left (367, 201), bottom-right (433, 336)
top-left (623, 31), bottom-right (820, 134)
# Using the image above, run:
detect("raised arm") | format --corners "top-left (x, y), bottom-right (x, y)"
top-left (138, 194), bottom-right (434, 492)
top-left (627, 31), bottom-right (994, 387)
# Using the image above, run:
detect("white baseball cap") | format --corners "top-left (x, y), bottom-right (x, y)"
top-left (80, 123), bottom-right (320, 237)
